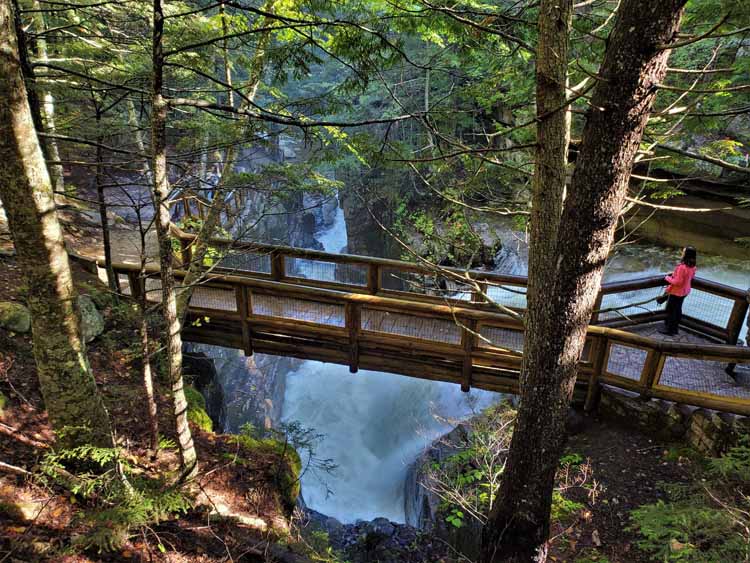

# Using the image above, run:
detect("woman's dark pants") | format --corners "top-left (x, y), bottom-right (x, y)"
top-left (664, 294), bottom-right (685, 334)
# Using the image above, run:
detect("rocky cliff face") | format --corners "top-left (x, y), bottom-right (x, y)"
top-left (185, 344), bottom-right (302, 433)
top-left (403, 422), bottom-right (484, 560)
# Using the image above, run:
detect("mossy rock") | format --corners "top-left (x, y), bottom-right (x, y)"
top-left (231, 434), bottom-right (302, 511)
top-left (77, 281), bottom-right (115, 310)
top-left (0, 302), bottom-right (30, 333)
top-left (184, 386), bottom-right (213, 432)
top-left (78, 295), bottom-right (104, 343)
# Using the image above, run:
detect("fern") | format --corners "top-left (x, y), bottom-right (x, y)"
top-left (38, 442), bottom-right (193, 554)
top-left (630, 440), bottom-right (750, 562)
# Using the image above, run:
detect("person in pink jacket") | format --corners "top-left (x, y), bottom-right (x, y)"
top-left (659, 246), bottom-right (697, 336)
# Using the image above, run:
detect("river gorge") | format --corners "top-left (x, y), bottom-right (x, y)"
top-left (185, 185), bottom-right (750, 527)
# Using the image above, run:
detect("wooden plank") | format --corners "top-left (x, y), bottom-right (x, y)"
top-left (590, 292), bottom-right (604, 323)
top-left (638, 349), bottom-right (663, 398)
top-left (126, 272), bottom-right (143, 301)
top-left (271, 251), bottom-right (286, 281)
top-left (472, 281), bottom-right (488, 304)
top-left (726, 299), bottom-right (749, 344)
top-left (648, 386), bottom-right (750, 416)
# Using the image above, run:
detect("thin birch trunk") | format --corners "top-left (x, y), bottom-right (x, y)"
top-left (95, 109), bottom-right (119, 294)
top-left (175, 0), bottom-right (277, 320)
top-left (127, 98), bottom-right (153, 187)
top-left (0, 0), bottom-right (112, 449)
top-left (151, 0), bottom-right (197, 480)
top-left (30, 0), bottom-right (64, 194)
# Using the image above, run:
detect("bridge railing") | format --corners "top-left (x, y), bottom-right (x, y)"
top-left (170, 229), bottom-right (748, 344)
top-left (111, 241), bottom-right (750, 415)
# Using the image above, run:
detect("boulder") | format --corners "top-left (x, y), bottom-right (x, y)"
top-left (365, 517), bottom-right (396, 542)
top-left (78, 295), bottom-right (104, 343)
top-left (0, 301), bottom-right (30, 333)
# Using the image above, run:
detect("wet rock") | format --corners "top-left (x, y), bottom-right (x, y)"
top-left (365, 517), bottom-right (396, 541)
top-left (78, 295), bottom-right (104, 342)
top-left (0, 301), bottom-right (30, 333)
top-left (301, 510), bottom-right (453, 563)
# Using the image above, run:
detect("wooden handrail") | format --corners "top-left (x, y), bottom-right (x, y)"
top-left (108, 259), bottom-right (750, 362)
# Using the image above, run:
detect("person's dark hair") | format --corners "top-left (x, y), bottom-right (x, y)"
top-left (681, 246), bottom-right (697, 267)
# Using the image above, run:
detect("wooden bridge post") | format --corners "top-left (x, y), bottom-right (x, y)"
top-left (461, 319), bottom-right (477, 392)
top-left (345, 303), bottom-right (361, 373)
top-left (126, 271), bottom-right (144, 302)
top-left (639, 348), bottom-right (663, 399)
top-left (367, 264), bottom-right (380, 295)
top-left (235, 285), bottom-right (253, 356)
top-left (726, 298), bottom-right (749, 345)
top-left (472, 281), bottom-right (488, 304)
top-left (591, 291), bottom-right (604, 323)
top-left (584, 335), bottom-right (608, 412)
top-left (179, 236), bottom-right (193, 269)
top-left (271, 251), bottom-right (286, 281)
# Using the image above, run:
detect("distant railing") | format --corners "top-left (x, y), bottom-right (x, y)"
top-left (105, 228), bottom-right (750, 416)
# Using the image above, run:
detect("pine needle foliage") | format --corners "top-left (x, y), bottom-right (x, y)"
top-left (630, 438), bottom-right (750, 562)
top-left (38, 442), bottom-right (192, 553)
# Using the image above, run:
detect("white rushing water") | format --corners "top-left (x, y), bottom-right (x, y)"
top-left (281, 196), bottom-right (500, 523)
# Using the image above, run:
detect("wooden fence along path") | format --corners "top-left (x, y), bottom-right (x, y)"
top-left (101, 217), bottom-right (750, 417)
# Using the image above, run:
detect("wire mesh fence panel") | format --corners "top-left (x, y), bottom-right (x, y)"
top-left (118, 274), bottom-right (132, 296)
top-left (598, 286), bottom-right (663, 322)
top-left (285, 257), bottom-right (368, 287)
top-left (657, 357), bottom-right (750, 399)
top-left (362, 309), bottom-right (462, 344)
top-left (252, 294), bottom-right (345, 327)
top-left (379, 268), bottom-right (474, 301)
top-left (478, 325), bottom-right (524, 353)
top-left (189, 286), bottom-right (237, 312)
top-left (681, 288), bottom-right (735, 331)
top-left (605, 343), bottom-right (647, 381)
top-left (218, 251), bottom-right (272, 274)
top-left (485, 283), bottom-right (527, 310)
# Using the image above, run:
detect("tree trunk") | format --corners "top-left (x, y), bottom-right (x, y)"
top-left (30, 0), bottom-right (65, 194)
top-left (95, 110), bottom-right (119, 294)
top-left (525, 0), bottom-right (572, 303)
top-left (175, 0), bottom-right (277, 320)
top-left (0, 0), bottom-right (113, 449)
top-left (132, 193), bottom-right (160, 454)
top-left (480, 2), bottom-right (687, 561)
top-left (151, 0), bottom-right (197, 480)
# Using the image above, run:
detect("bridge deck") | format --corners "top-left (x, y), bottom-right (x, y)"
top-left (118, 275), bottom-right (750, 406)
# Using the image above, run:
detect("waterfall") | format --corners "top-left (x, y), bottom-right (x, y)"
top-left (280, 194), bottom-right (500, 523)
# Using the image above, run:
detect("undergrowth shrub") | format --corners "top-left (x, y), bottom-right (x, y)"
top-left (38, 442), bottom-right (192, 553)
top-left (630, 437), bottom-right (750, 562)
top-left (421, 403), bottom-right (595, 530)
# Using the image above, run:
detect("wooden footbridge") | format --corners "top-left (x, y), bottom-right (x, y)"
top-left (92, 225), bottom-right (750, 417)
